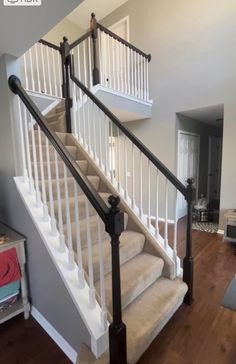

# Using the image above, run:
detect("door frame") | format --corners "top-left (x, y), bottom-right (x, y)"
top-left (207, 135), bottom-right (222, 201)
top-left (109, 16), bottom-right (130, 41)
top-left (177, 130), bottom-right (200, 219)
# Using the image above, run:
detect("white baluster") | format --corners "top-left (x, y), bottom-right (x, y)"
top-left (137, 53), bottom-right (141, 99)
top-left (124, 136), bottom-right (128, 199)
top-left (132, 143), bottom-right (135, 208)
top-left (40, 42), bottom-right (47, 94)
top-left (164, 178), bottom-right (169, 250)
top-left (83, 41), bottom-right (88, 88)
top-left (30, 119), bottom-right (41, 207)
top-left (117, 128), bottom-right (121, 192)
top-left (98, 29), bottom-right (103, 86)
top-left (52, 49), bottom-right (57, 96)
top-left (134, 52), bottom-right (137, 97)
top-left (123, 44), bottom-right (127, 94)
top-left (29, 48), bottom-right (35, 91)
top-left (87, 99), bottom-right (91, 154)
top-left (112, 37), bottom-right (116, 91)
top-left (131, 50), bottom-right (134, 96)
top-left (97, 216), bottom-right (108, 331)
top-left (54, 151), bottom-right (66, 252)
top-left (85, 199), bottom-right (96, 309)
top-left (127, 48), bottom-right (131, 96)
top-left (23, 53), bottom-right (29, 90)
top-left (147, 59), bottom-right (150, 101)
top-left (63, 165), bottom-right (75, 269)
top-left (22, 106), bottom-right (34, 194)
top-left (140, 56), bottom-right (144, 100)
top-left (144, 58), bottom-right (147, 101)
top-left (56, 51), bottom-right (62, 97)
top-left (173, 188), bottom-right (178, 276)
top-left (155, 169), bottom-right (159, 239)
top-left (88, 38), bottom-right (93, 89)
top-left (38, 126), bottom-right (49, 221)
top-left (73, 180), bottom-right (85, 288)
top-left (139, 151), bottom-right (143, 218)
top-left (18, 99), bottom-right (27, 182)
top-left (99, 109), bottom-right (103, 170)
top-left (105, 116), bottom-right (110, 177)
top-left (77, 45), bottom-right (82, 85)
top-left (147, 160), bottom-right (151, 228)
top-left (45, 138), bottom-right (57, 235)
top-left (117, 40), bottom-right (120, 91)
top-left (110, 122), bottom-right (114, 184)
top-left (107, 36), bottom-right (111, 88)
top-left (35, 44), bottom-right (41, 93)
top-left (92, 103), bottom-right (97, 160)
top-left (46, 46), bottom-right (52, 95)
top-left (120, 42), bottom-right (124, 93)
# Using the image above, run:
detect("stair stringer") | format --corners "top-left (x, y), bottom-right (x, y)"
top-left (66, 134), bottom-right (181, 280)
top-left (14, 176), bottom-right (109, 358)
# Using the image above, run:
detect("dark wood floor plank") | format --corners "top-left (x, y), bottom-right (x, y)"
top-left (1, 222), bottom-right (236, 364)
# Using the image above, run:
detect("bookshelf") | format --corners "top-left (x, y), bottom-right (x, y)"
top-left (0, 222), bottom-right (30, 324)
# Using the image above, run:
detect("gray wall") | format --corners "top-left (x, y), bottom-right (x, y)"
top-left (0, 54), bottom-right (90, 354)
top-left (101, 0), bottom-right (236, 228)
top-left (176, 114), bottom-right (222, 199)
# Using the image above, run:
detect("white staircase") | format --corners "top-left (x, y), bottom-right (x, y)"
top-left (10, 16), bottom-right (193, 364)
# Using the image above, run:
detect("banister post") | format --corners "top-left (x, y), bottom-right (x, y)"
top-left (60, 36), bottom-right (72, 133)
top-left (183, 178), bottom-right (194, 305)
top-left (90, 13), bottom-right (100, 86)
top-left (105, 195), bottom-right (127, 364)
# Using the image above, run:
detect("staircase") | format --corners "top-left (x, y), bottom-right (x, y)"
top-left (9, 13), bottom-right (194, 364)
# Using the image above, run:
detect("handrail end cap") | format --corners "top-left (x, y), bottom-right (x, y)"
top-left (8, 75), bottom-right (21, 94)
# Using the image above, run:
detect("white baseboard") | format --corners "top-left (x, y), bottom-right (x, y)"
top-left (31, 306), bottom-right (77, 364)
top-left (217, 229), bottom-right (224, 235)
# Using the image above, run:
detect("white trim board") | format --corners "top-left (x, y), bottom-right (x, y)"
top-left (217, 229), bottom-right (224, 235)
top-left (31, 306), bottom-right (77, 364)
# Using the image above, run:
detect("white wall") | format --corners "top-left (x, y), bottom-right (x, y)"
top-left (43, 18), bottom-right (84, 46)
top-left (101, 0), bottom-right (236, 227)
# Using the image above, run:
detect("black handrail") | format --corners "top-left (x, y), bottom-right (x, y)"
top-left (70, 30), bottom-right (93, 50)
top-left (39, 39), bottom-right (60, 51)
top-left (8, 75), bottom-right (109, 223)
top-left (70, 66), bottom-right (187, 198)
top-left (97, 23), bottom-right (151, 62)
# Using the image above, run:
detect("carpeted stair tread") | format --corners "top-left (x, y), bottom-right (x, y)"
top-left (46, 111), bottom-right (65, 123)
top-left (40, 175), bottom-right (100, 200)
top-left (30, 145), bottom-right (77, 160)
top-left (47, 119), bottom-right (66, 133)
top-left (81, 230), bottom-right (146, 282)
top-left (31, 130), bottom-right (67, 145)
top-left (33, 159), bottom-right (88, 179)
top-left (123, 278), bottom-right (188, 364)
top-left (67, 212), bottom-right (128, 251)
top-left (95, 253), bottom-right (164, 314)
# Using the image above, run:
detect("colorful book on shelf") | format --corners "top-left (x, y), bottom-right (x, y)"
top-left (0, 280), bottom-right (20, 302)
top-left (0, 248), bottom-right (21, 287)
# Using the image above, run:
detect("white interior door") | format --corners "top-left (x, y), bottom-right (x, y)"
top-left (207, 136), bottom-right (222, 202)
top-left (177, 131), bottom-right (200, 219)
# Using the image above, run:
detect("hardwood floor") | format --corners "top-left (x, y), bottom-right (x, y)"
top-left (1, 222), bottom-right (236, 364)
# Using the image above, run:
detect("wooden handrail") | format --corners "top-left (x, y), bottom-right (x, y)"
top-left (8, 75), bottom-right (109, 223)
top-left (38, 39), bottom-right (60, 51)
top-left (69, 30), bottom-right (93, 50)
top-left (97, 23), bottom-right (151, 62)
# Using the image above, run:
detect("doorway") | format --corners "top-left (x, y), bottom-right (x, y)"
top-left (177, 131), bottom-right (200, 219)
top-left (176, 104), bottom-right (224, 224)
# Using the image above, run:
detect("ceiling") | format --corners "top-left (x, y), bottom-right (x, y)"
top-left (178, 104), bottom-right (224, 127)
top-left (0, 0), bottom-right (82, 57)
top-left (67, 0), bottom-right (128, 29)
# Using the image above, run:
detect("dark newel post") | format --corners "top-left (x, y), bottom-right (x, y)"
top-left (183, 178), bottom-right (194, 305)
top-left (105, 196), bottom-right (127, 364)
top-left (90, 13), bottom-right (100, 86)
top-left (60, 36), bottom-right (72, 133)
